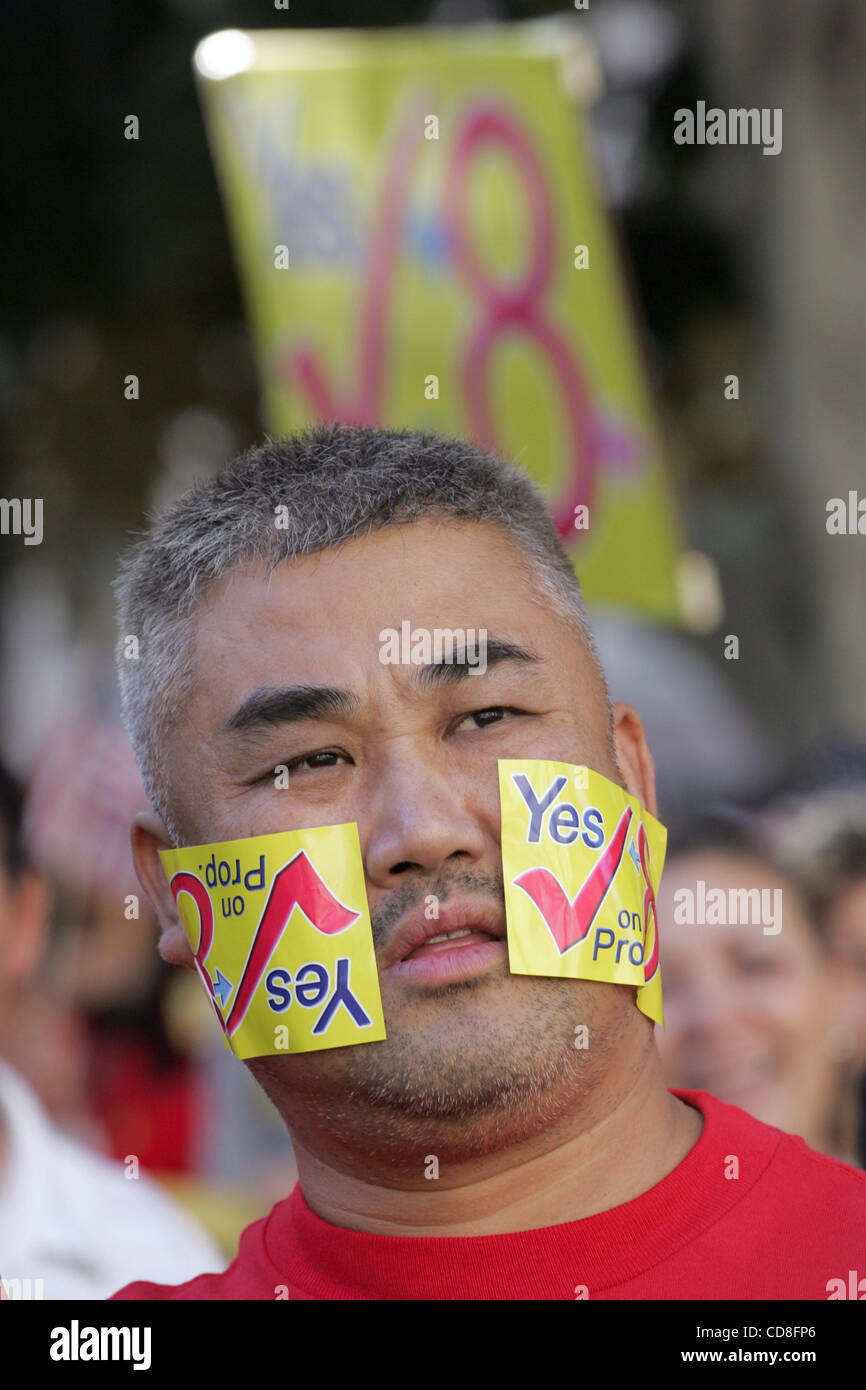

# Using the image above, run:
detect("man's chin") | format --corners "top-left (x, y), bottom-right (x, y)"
top-left (244, 974), bottom-right (618, 1161)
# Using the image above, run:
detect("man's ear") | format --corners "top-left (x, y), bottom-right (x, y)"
top-left (611, 701), bottom-right (659, 819)
top-left (130, 810), bottom-right (195, 969)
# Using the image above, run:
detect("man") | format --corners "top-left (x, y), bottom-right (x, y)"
top-left (0, 760), bottom-right (226, 1298)
top-left (112, 424), bottom-right (866, 1300)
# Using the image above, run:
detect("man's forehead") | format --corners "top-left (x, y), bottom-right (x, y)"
top-left (190, 519), bottom-right (559, 648)
top-left (179, 518), bottom-right (597, 734)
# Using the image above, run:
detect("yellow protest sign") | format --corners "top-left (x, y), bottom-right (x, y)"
top-left (160, 824), bottom-right (386, 1060)
top-left (194, 19), bottom-right (682, 619)
top-left (499, 759), bottom-right (666, 1025)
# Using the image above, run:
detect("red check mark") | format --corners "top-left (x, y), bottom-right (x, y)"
top-left (512, 805), bottom-right (633, 953)
top-left (225, 850), bottom-right (360, 1036)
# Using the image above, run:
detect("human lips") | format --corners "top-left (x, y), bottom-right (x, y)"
top-left (381, 901), bottom-right (508, 983)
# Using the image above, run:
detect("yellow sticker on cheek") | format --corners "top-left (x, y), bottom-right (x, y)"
top-left (159, 824), bottom-right (387, 1060)
top-left (499, 760), bottom-right (666, 1027)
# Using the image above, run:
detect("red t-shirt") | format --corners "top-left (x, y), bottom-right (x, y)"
top-left (111, 1089), bottom-right (866, 1300)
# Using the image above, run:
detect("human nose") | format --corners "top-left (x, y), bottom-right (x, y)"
top-left (363, 743), bottom-right (490, 887)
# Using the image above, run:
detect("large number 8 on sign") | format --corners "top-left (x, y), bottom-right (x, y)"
top-left (443, 102), bottom-right (600, 535)
top-left (280, 96), bottom-right (608, 536)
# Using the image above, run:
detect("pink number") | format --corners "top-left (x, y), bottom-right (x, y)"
top-left (274, 95), bottom-right (609, 537)
top-left (443, 103), bottom-right (599, 533)
top-left (169, 871), bottom-right (224, 1030)
top-left (638, 823), bottom-right (660, 984)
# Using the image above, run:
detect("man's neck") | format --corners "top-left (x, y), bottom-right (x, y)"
top-left (291, 1048), bottom-right (703, 1238)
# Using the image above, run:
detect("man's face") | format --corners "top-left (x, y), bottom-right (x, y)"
top-left (154, 518), bottom-right (648, 1157)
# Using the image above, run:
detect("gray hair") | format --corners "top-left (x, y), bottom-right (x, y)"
top-left (114, 423), bottom-right (608, 837)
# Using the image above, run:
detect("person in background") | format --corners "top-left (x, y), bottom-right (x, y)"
top-left (0, 758), bottom-right (226, 1298)
top-left (802, 819), bottom-right (866, 1166)
top-left (761, 782), bottom-right (866, 1167)
top-left (20, 714), bottom-right (207, 1170)
top-left (16, 713), bottom-right (298, 1252)
top-left (655, 810), bottom-right (856, 1164)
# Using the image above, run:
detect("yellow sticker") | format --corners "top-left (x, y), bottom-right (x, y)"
top-left (499, 760), bottom-right (666, 1026)
top-left (159, 824), bottom-right (386, 1060)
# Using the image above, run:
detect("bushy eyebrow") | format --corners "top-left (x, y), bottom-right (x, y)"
top-left (223, 685), bottom-right (359, 734)
top-left (222, 637), bottom-right (539, 735)
top-left (413, 637), bottom-right (538, 690)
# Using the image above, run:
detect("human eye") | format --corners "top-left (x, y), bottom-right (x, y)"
top-left (263, 748), bottom-right (349, 780)
top-left (453, 706), bottom-right (521, 732)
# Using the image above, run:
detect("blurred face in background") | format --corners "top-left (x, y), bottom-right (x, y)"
top-left (823, 876), bottom-right (866, 1069)
top-left (47, 890), bottom-right (161, 1012)
top-left (0, 840), bottom-right (49, 1037)
top-left (655, 848), bottom-right (835, 1150)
